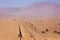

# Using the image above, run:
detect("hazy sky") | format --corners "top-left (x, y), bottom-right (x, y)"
top-left (0, 0), bottom-right (60, 7)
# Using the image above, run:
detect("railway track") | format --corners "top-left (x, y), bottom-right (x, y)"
top-left (18, 21), bottom-right (47, 40)
top-left (18, 21), bottom-right (58, 40)
top-left (18, 24), bottom-right (36, 40)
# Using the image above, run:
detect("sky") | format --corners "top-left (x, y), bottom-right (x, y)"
top-left (0, 0), bottom-right (60, 7)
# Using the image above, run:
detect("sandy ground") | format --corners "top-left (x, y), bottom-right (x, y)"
top-left (0, 18), bottom-right (19, 40)
top-left (20, 17), bottom-right (60, 40)
top-left (0, 17), bottom-right (60, 40)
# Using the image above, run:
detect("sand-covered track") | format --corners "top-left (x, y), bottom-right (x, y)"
top-left (20, 19), bottom-right (60, 40)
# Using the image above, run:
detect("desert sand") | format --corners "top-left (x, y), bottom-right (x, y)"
top-left (0, 17), bottom-right (60, 40)
top-left (20, 17), bottom-right (60, 40)
top-left (0, 2), bottom-right (60, 40)
top-left (0, 18), bottom-right (19, 40)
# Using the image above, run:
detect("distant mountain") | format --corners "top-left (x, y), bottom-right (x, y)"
top-left (18, 2), bottom-right (60, 18)
top-left (0, 7), bottom-right (22, 14)
top-left (0, 14), bottom-right (15, 19)
top-left (0, 2), bottom-right (60, 19)
top-left (0, 7), bottom-right (22, 19)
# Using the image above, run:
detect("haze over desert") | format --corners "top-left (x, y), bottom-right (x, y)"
top-left (0, 2), bottom-right (60, 40)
